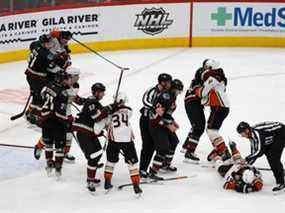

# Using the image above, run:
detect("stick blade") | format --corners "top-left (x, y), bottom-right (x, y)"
top-left (10, 114), bottom-right (23, 121)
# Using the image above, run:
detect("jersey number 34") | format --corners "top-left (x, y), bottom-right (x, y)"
top-left (112, 113), bottom-right (128, 128)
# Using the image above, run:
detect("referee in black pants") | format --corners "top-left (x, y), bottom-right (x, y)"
top-left (237, 121), bottom-right (285, 193)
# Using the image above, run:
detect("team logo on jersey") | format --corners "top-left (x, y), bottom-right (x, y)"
top-left (134, 8), bottom-right (173, 36)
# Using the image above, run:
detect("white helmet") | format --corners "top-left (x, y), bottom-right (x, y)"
top-left (66, 67), bottom-right (80, 76)
top-left (114, 92), bottom-right (128, 104)
top-left (242, 169), bottom-right (255, 184)
top-left (204, 59), bottom-right (220, 70)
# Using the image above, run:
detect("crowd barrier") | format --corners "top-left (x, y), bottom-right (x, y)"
top-left (0, 0), bottom-right (284, 63)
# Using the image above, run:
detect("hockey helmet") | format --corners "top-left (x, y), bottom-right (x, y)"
top-left (242, 169), bottom-right (255, 184)
top-left (91, 82), bottom-right (106, 94)
top-left (158, 73), bottom-right (172, 83)
top-left (202, 59), bottom-right (210, 68)
top-left (171, 79), bottom-right (184, 91)
top-left (55, 70), bottom-right (70, 82)
top-left (203, 59), bottom-right (220, 70)
top-left (236, 121), bottom-right (251, 134)
top-left (114, 92), bottom-right (128, 104)
top-left (60, 31), bottom-right (72, 40)
top-left (66, 67), bottom-right (80, 76)
top-left (39, 34), bottom-right (52, 44)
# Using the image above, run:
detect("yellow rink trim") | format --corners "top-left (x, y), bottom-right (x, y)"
top-left (0, 37), bottom-right (189, 64)
top-left (192, 37), bottom-right (285, 47)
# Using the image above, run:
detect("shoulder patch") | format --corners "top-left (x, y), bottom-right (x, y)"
top-left (162, 93), bottom-right (170, 100)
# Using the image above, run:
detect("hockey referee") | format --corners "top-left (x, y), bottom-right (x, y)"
top-left (237, 121), bottom-right (285, 193)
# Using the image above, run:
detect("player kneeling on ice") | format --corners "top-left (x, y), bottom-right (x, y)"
top-left (103, 92), bottom-right (142, 195)
top-left (214, 141), bottom-right (263, 193)
top-left (72, 83), bottom-right (121, 193)
top-left (237, 121), bottom-right (285, 193)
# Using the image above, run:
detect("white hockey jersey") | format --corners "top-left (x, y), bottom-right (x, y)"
top-left (199, 69), bottom-right (230, 108)
top-left (66, 86), bottom-right (79, 116)
top-left (107, 106), bottom-right (134, 143)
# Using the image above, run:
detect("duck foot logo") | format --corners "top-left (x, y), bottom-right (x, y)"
top-left (134, 8), bottom-right (173, 36)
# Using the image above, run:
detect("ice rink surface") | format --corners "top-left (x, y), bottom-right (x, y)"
top-left (0, 47), bottom-right (285, 213)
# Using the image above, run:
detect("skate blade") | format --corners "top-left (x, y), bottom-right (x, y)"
top-left (87, 189), bottom-right (96, 195)
top-left (273, 189), bottom-right (285, 195)
top-left (183, 159), bottom-right (200, 165)
top-left (45, 169), bottom-right (53, 177)
top-left (63, 159), bottom-right (76, 164)
top-left (135, 192), bottom-right (143, 198)
top-left (160, 169), bottom-right (177, 174)
top-left (105, 188), bottom-right (113, 194)
top-left (160, 169), bottom-right (170, 174)
top-left (55, 172), bottom-right (62, 181)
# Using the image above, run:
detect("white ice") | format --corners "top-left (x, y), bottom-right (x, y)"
top-left (0, 47), bottom-right (285, 213)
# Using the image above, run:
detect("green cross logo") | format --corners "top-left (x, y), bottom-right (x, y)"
top-left (211, 7), bottom-right (232, 26)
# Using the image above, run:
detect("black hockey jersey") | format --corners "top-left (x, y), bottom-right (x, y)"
top-left (150, 90), bottom-right (176, 126)
top-left (72, 96), bottom-right (116, 135)
top-left (41, 82), bottom-right (69, 123)
top-left (184, 67), bottom-right (204, 103)
top-left (25, 46), bottom-right (55, 80)
top-left (246, 122), bottom-right (285, 164)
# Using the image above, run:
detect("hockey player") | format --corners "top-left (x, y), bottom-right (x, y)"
top-left (104, 92), bottom-right (142, 195)
top-left (48, 30), bottom-right (72, 55)
top-left (191, 59), bottom-right (230, 162)
top-left (26, 34), bottom-right (71, 125)
top-left (139, 73), bottom-right (172, 178)
top-left (25, 34), bottom-right (54, 125)
top-left (33, 67), bottom-right (85, 162)
top-left (41, 70), bottom-right (72, 178)
top-left (72, 83), bottom-right (120, 193)
top-left (63, 66), bottom-right (85, 162)
top-left (237, 121), bottom-right (285, 192)
top-left (214, 141), bottom-right (263, 193)
top-left (148, 79), bottom-right (183, 179)
top-left (161, 79), bottom-right (184, 172)
top-left (182, 59), bottom-right (209, 162)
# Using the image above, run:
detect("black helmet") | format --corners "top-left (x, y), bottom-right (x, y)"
top-left (171, 79), bottom-right (184, 91)
top-left (91, 83), bottom-right (106, 94)
top-left (237, 121), bottom-right (251, 134)
top-left (158, 73), bottom-right (172, 83)
top-left (55, 70), bottom-right (70, 83)
top-left (202, 59), bottom-right (210, 68)
top-left (39, 34), bottom-right (52, 43)
top-left (60, 31), bottom-right (72, 40)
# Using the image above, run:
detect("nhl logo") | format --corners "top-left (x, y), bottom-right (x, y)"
top-left (134, 8), bottom-right (174, 36)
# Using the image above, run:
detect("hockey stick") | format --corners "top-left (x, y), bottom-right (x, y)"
top-left (256, 167), bottom-right (272, 171)
top-left (118, 175), bottom-right (191, 190)
top-left (0, 143), bottom-right (34, 149)
top-left (256, 167), bottom-right (285, 172)
top-left (10, 94), bottom-right (32, 121)
top-left (71, 37), bottom-right (129, 71)
top-left (71, 103), bottom-right (80, 112)
top-left (114, 68), bottom-right (125, 102)
top-left (0, 143), bottom-right (56, 151)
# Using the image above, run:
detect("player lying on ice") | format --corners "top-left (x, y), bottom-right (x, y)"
top-left (212, 141), bottom-right (263, 193)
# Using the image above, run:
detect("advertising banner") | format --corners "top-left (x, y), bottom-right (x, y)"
top-left (193, 3), bottom-right (285, 37)
top-left (0, 3), bottom-right (190, 53)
